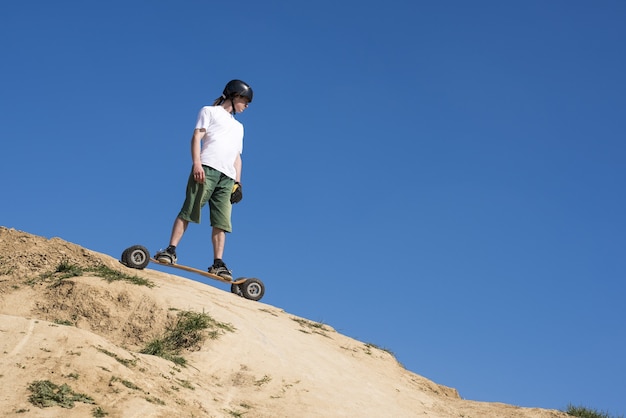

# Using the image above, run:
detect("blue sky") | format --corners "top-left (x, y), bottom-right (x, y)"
top-left (2, 0), bottom-right (625, 415)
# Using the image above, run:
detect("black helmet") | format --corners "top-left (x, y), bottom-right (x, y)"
top-left (223, 79), bottom-right (253, 103)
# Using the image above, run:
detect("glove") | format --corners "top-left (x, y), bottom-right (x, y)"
top-left (230, 182), bottom-right (243, 204)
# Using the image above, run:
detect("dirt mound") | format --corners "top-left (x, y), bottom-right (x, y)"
top-left (0, 227), bottom-right (107, 278)
top-left (0, 227), bottom-right (570, 418)
top-left (0, 227), bottom-right (168, 350)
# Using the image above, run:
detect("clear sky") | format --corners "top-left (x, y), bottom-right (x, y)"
top-left (2, 0), bottom-right (625, 415)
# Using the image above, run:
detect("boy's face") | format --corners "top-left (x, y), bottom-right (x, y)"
top-left (233, 96), bottom-right (251, 113)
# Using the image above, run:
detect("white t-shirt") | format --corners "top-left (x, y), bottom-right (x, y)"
top-left (195, 106), bottom-right (244, 180)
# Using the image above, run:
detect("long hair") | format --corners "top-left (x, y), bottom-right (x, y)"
top-left (212, 94), bottom-right (226, 106)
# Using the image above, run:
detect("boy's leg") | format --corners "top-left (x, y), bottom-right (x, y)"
top-left (156, 217), bottom-right (188, 264)
top-left (209, 227), bottom-right (232, 280)
top-left (170, 217), bottom-right (189, 247)
top-left (212, 227), bottom-right (226, 260)
top-left (158, 167), bottom-right (212, 264)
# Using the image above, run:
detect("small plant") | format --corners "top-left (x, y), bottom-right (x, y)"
top-left (56, 261), bottom-right (84, 278)
top-left (141, 338), bottom-right (187, 366)
top-left (175, 379), bottom-right (195, 390)
top-left (92, 406), bottom-right (108, 417)
top-left (27, 380), bottom-right (95, 409)
top-left (291, 317), bottom-right (332, 338)
top-left (109, 376), bottom-right (143, 392)
top-left (28, 261), bottom-right (83, 285)
top-left (254, 375), bottom-right (272, 386)
top-left (145, 396), bottom-right (165, 405)
top-left (29, 262), bottom-right (154, 288)
top-left (122, 379), bottom-right (140, 390)
top-left (141, 310), bottom-right (234, 366)
top-left (90, 265), bottom-right (154, 287)
top-left (565, 404), bottom-right (623, 418)
top-left (291, 317), bottom-right (328, 331)
top-left (258, 308), bottom-right (279, 317)
top-left (96, 347), bottom-right (137, 368)
top-left (364, 342), bottom-right (395, 357)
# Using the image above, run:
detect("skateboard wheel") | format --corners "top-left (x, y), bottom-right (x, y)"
top-left (230, 283), bottom-right (243, 297)
top-left (120, 247), bottom-right (131, 264)
top-left (239, 278), bottom-right (265, 301)
top-left (121, 245), bottom-right (150, 269)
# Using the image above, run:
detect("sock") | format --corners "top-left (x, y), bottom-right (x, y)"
top-left (166, 245), bottom-right (176, 254)
top-left (213, 258), bottom-right (224, 267)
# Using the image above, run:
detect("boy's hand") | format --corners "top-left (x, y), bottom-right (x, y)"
top-left (192, 163), bottom-right (205, 183)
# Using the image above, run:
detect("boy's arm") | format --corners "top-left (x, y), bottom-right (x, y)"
top-left (191, 128), bottom-right (205, 183)
top-left (234, 153), bottom-right (242, 183)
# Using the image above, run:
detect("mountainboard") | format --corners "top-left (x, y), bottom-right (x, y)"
top-left (120, 245), bottom-right (265, 301)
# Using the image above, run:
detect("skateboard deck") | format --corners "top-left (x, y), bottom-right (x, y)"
top-left (150, 258), bottom-right (246, 285)
top-left (120, 245), bottom-right (265, 301)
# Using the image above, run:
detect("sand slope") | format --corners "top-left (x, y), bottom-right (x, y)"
top-left (0, 227), bottom-right (569, 417)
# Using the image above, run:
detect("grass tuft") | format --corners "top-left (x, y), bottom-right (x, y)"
top-left (29, 261), bottom-right (154, 288)
top-left (565, 404), bottom-right (624, 418)
top-left (140, 310), bottom-right (235, 366)
top-left (96, 347), bottom-right (137, 368)
top-left (92, 406), bottom-right (108, 417)
top-left (364, 342), bottom-right (395, 357)
top-left (27, 380), bottom-right (95, 409)
top-left (90, 265), bottom-right (154, 287)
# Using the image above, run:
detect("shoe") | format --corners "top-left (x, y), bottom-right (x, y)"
top-left (155, 247), bottom-right (177, 264)
top-left (209, 263), bottom-right (233, 281)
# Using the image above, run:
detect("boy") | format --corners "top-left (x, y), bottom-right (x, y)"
top-left (155, 80), bottom-right (253, 281)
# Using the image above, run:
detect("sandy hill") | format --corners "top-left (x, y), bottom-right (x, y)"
top-left (0, 227), bottom-right (570, 418)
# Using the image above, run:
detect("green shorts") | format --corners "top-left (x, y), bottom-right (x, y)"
top-left (177, 165), bottom-right (235, 232)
